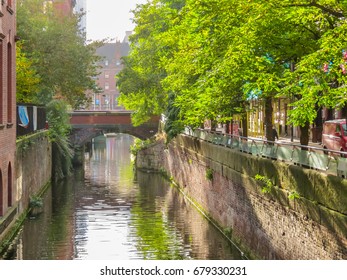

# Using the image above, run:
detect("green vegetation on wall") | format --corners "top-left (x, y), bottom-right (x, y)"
top-left (130, 138), bottom-right (155, 157)
top-left (46, 100), bottom-right (73, 181)
top-left (205, 168), bottom-right (214, 181)
top-left (255, 174), bottom-right (274, 194)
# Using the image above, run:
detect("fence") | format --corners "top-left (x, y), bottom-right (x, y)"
top-left (183, 127), bottom-right (347, 178)
top-left (17, 104), bottom-right (47, 137)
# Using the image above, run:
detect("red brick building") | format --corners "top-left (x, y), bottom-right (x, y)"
top-left (52, 0), bottom-right (75, 16)
top-left (87, 35), bottom-right (131, 111)
top-left (0, 0), bottom-right (17, 217)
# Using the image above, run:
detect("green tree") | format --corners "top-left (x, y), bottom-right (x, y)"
top-left (161, 1), bottom-right (278, 136)
top-left (280, 0), bottom-right (347, 144)
top-left (118, 0), bottom-right (347, 145)
top-left (117, 0), bottom-right (185, 126)
top-left (17, 0), bottom-right (101, 108)
top-left (16, 43), bottom-right (41, 103)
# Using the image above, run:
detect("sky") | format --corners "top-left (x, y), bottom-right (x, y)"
top-left (86, 0), bottom-right (148, 42)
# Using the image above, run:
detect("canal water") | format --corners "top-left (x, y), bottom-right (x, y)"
top-left (2, 134), bottom-right (244, 260)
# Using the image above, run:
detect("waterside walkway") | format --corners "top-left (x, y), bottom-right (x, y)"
top-left (184, 128), bottom-right (347, 178)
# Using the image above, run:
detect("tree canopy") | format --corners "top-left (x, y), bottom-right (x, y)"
top-left (117, 0), bottom-right (347, 141)
top-left (16, 0), bottom-right (102, 108)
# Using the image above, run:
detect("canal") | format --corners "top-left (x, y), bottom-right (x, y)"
top-left (2, 134), bottom-right (245, 260)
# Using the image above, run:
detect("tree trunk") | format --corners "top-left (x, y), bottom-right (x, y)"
top-left (211, 120), bottom-right (217, 131)
top-left (300, 122), bottom-right (310, 150)
top-left (242, 117), bottom-right (248, 138)
top-left (225, 120), bottom-right (230, 134)
top-left (264, 97), bottom-right (274, 141)
top-left (313, 106), bottom-right (323, 143)
top-left (314, 106), bottom-right (323, 127)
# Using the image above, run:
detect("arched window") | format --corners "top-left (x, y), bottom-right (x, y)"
top-left (7, 42), bottom-right (12, 123)
top-left (7, 163), bottom-right (12, 207)
top-left (0, 41), bottom-right (3, 124)
top-left (0, 170), bottom-right (3, 216)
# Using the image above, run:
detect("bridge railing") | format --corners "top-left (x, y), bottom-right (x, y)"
top-left (182, 127), bottom-right (347, 178)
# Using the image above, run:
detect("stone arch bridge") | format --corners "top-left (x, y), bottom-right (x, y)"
top-left (69, 111), bottom-right (160, 146)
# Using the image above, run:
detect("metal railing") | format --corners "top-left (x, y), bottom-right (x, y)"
top-left (183, 127), bottom-right (347, 178)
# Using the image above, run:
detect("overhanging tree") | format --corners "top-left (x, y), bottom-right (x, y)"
top-left (16, 43), bottom-right (41, 104)
top-left (281, 0), bottom-right (347, 145)
top-left (117, 0), bottom-right (185, 126)
top-left (117, 0), bottom-right (347, 145)
top-left (17, 0), bottom-right (101, 108)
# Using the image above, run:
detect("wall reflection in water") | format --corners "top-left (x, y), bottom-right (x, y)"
top-left (2, 134), bottom-right (243, 260)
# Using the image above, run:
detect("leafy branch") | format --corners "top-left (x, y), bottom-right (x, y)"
top-left (255, 174), bottom-right (274, 194)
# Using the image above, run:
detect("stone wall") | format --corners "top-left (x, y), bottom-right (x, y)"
top-left (0, 131), bottom-right (52, 243)
top-left (136, 135), bottom-right (347, 259)
top-left (16, 131), bottom-right (52, 213)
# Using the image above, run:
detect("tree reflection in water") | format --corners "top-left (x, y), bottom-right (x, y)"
top-left (1, 135), bottom-right (244, 260)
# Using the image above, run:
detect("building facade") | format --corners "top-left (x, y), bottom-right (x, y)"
top-left (52, 0), bottom-right (75, 16)
top-left (88, 37), bottom-right (130, 111)
top-left (0, 0), bottom-right (17, 217)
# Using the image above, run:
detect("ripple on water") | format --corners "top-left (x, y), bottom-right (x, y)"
top-left (2, 135), bottom-right (245, 260)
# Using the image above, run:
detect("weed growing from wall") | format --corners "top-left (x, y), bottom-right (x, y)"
top-left (206, 168), bottom-right (214, 181)
top-left (130, 138), bottom-right (154, 156)
top-left (16, 137), bottom-right (33, 153)
top-left (288, 191), bottom-right (301, 200)
top-left (255, 174), bottom-right (273, 193)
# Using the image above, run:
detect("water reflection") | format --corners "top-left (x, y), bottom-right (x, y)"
top-left (2, 134), bottom-right (243, 260)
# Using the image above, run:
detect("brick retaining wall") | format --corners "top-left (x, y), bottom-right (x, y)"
top-left (0, 131), bottom-right (52, 243)
top-left (136, 134), bottom-right (347, 259)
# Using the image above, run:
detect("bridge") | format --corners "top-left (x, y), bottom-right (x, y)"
top-left (69, 110), bottom-right (160, 146)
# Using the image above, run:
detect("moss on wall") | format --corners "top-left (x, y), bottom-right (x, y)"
top-left (176, 135), bottom-right (347, 216)
top-left (137, 134), bottom-right (347, 257)
top-left (0, 131), bottom-right (52, 253)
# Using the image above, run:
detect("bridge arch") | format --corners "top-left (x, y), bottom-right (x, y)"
top-left (69, 111), bottom-right (159, 146)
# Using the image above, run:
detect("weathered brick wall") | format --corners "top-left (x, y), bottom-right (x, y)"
top-left (15, 131), bottom-right (52, 213)
top-left (0, 0), bottom-right (17, 218)
top-left (136, 135), bottom-right (347, 259)
top-left (0, 131), bottom-right (52, 242)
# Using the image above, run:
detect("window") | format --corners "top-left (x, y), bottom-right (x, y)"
top-left (105, 60), bottom-right (109, 66)
top-left (105, 82), bottom-right (109, 90)
top-left (105, 72), bottom-right (109, 79)
top-left (7, 163), bottom-right (11, 207)
top-left (0, 41), bottom-right (3, 124)
top-left (6, 0), bottom-right (13, 14)
top-left (336, 124), bottom-right (341, 133)
top-left (0, 170), bottom-right (3, 216)
top-left (343, 124), bottom-right (347, 135)
top-left (7, 42), bottom-right (12, 123)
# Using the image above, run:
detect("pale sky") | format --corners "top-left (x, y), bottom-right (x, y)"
top-left (86, 0), bottom-right (148, 42)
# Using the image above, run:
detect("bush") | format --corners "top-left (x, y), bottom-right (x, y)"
top-left (46, 100), bottom-right (74, 181)
top-left (130, 138), bottom-right (154, 156)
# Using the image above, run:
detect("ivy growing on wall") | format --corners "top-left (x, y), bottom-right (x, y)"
top-left (46, 100), bottom-right (74, 181)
